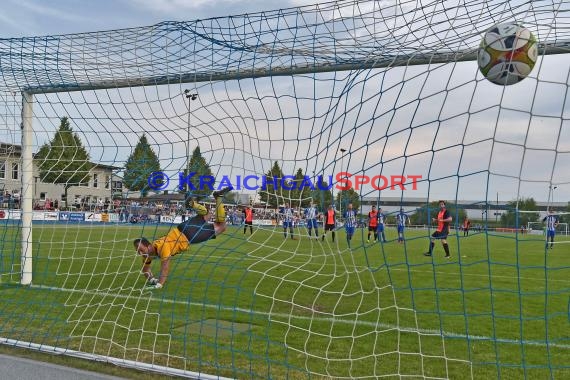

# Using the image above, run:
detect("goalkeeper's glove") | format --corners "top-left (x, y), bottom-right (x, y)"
top-left (146, 282), bottom-right (163, 290)
top-left (148, 277), bottom-right (159, 285)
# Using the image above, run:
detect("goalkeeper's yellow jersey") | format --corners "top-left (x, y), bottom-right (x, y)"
top-left (153, 228), bottom-right (190, 261)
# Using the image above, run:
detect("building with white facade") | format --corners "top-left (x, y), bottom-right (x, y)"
top-left (0, 142), bottom-right (124, 209)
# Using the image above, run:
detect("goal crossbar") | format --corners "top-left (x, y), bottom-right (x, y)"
top-left (23, 40), bottom-right (570, 95)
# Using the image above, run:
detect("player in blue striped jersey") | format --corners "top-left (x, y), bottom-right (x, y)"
top-left (543, 209), bottom-right (559, 249)
top-left (396, 208), bottom-right (409, 243)
top-left (344, 203), bottom-right (357, 248)
top-left (377, 207), bottom-right (388, 243)
top-left (304, 201), bottom-right (319, 240)
top-left (280, 203), bottom-right (296, 240)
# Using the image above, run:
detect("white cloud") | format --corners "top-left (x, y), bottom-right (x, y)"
top-left (16, 0), bottom-right (92, 23)
top-left (129, 0), bottom-right (241, 12)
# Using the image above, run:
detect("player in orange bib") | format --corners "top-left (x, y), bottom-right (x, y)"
top-left (321, 204), bottom-right (337, 242)
top-left (243, 205), bottom-right (254, 235)
top-left (424, 200), bottom-right (452, 259)
top-left (133, 186), bottom-right (231, 289)
top-left (462, 216), bottom-right (471, 237)
top-left (367, 205), bottom-right (378, 242)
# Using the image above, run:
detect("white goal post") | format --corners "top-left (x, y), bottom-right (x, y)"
top-left (528, 221), bottom-right (569, 235)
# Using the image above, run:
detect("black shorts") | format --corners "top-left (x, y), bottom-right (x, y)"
top-left (432, 230), bottom-right (448, 239)
top-left (177, 215), bottom-right (216, 244)
top-left (325, 223), bottom-right (335, 232)
top-left (368, 226), bottom-right (377, 232)
top-left (245, 221), bottom-right (253, 225)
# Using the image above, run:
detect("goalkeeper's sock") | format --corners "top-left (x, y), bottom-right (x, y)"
top-left (191, 200), bottom-right (208, 216)
top-left (214, 196), bottom-right (226, 223)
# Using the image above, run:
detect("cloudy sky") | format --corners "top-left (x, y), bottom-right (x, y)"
top-left (0, 0), bottom-right (319, 37)
top-left (0, 0), bottom-right (568, 205)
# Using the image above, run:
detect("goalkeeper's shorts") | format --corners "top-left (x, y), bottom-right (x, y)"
top-left (177, 215), bottom-right (216, 244)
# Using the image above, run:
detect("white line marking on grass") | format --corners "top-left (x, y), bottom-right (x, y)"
top-left (30, 284), bottom-right (570, 350)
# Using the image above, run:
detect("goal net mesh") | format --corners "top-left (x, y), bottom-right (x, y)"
top-left (0, 0), bottom-right (569, 378)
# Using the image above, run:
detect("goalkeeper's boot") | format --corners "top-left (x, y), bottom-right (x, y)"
top-left (213, 186), bottom-right (233, 198)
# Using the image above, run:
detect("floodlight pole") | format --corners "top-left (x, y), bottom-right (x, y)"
top-left (547, 185), bottom-right (558, 209)
top-left (21, 92), bottom-right (33, 285)
top-left (184, 90), bottom-right (198, 194)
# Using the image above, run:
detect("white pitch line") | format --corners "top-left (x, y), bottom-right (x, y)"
top-left (29, 284), bottom-right (570, 350)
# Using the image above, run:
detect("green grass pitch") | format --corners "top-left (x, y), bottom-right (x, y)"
top-left (0, 223), bottom-right (569, 379)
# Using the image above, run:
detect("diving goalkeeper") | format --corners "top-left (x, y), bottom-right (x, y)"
top-left (133, 186), bottom-right (231, 289)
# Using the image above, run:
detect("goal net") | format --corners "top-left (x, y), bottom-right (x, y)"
top-left (1, 0), bottom-right (570, 379)
top-left (528, 221), bottom-right (569, 235)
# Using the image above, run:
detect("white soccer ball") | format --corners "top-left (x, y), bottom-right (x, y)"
top-left (478, 22), bottom-right (538, 85)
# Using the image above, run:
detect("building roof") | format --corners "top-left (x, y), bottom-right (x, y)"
top-left (92, 163), bottom-right (123, 171)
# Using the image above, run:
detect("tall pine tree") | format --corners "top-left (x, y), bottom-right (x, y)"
top-left (34, 117), bottom-right (92, 206)
top-left (258, 161), bottom-right (283, 208)
top-left (309, 175), bottom-right (333, 210)
top-left (123, 134), bottom-right (162, 197)
top-left (179, 146), bottom-right (213, 199)
top-left (290, 168), bottom-right (306, 208)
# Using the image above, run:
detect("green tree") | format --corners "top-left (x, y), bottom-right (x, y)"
top-left (290, 168), bottom-right (310, 208)
top-left (123, 134), bottom-right (162, 197)
top-left (336, 188), bottom-right (361, 212)
top-left (258, 161), bottom-right (284, 208)
top-left (500, 197), bottom-right (539, 227)
top-left (179, 146), bottom-right (213, 199)
top-left (411, 201), bottom-right (466, 227)
top-left (308, 175), bottom-right (333, 210)
top-left (34, 117), bottom-right (93, 207)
